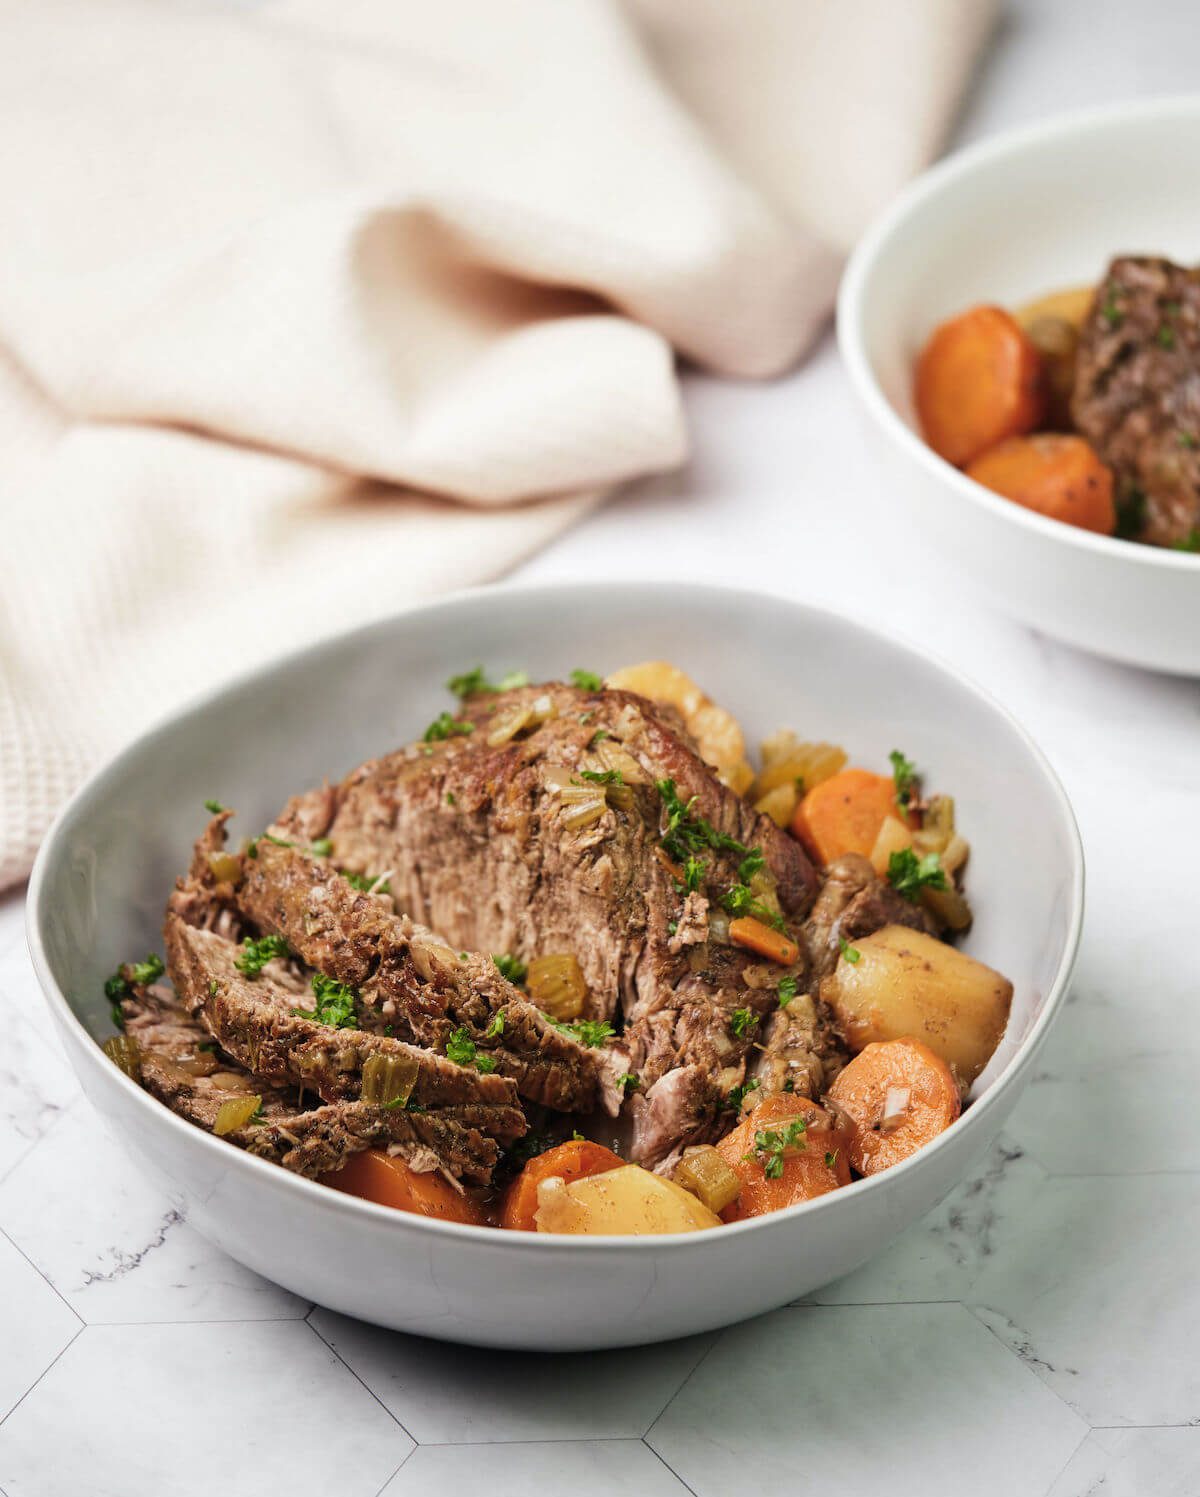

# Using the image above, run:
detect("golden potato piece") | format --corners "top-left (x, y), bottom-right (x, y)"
top-left (534, 1165), bottom-right (722, 1234)
top-left (1014, 284), bottom-right (1094, 332)
top-left (821, 925), bottom-right (1012, 1088)
top-left (606, 661), bottom-right (753, 791)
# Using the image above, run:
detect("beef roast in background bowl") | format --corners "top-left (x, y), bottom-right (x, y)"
top-left (27, 582), bottom-right (1082, 1351)
top-left (839, 96), bottom-right (1200, 676)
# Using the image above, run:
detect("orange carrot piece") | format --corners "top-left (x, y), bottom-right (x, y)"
top-left (915, 305), bottom-right (1044, 466)
top-left (965, 433), bottom-right (1115, 535)
top-left (322, 1148), bottom-right (488, 1226)
top-left (790, 768), bottom-right (898, 867)
top-left (500, 1139), bottom-right (626, 1232)
top-left (826, 1037), bottom-right (961, 1177)
top-left (728, 917), bottom-right (799, 966)
top-left (715, 1095), bottom-right (850, 1222)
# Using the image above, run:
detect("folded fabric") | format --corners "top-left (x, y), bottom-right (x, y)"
top-left (0, 0), bottom-right (996, 888)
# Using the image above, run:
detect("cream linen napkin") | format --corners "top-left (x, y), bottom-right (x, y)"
top-left (0, 0), bottom-right (996, 889)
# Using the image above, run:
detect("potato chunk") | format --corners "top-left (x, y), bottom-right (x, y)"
top-left (534, 1165), bottom-right (722, 1235)
top-left (821, 925), bottom-right (1012, 1088)
top-left (605, 661), bottom-right (754, 793)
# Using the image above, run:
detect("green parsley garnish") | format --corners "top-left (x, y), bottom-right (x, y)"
top-left (838, 935), bottom-right (862, 964)
top-left (1178, 432), bottom-right (1198, 449)
top-left (343, 871), bottom-right (391, 895)
top-left (445, 791), bottom-right (456, 806)
top-left (309, 838), bottom-right (333, 857)
top-left (1173, 528), bottom-right (1200, 553)
top-left (492, 953), bottom-right (527, 985)
top-left (569, 669), bottom-right (603, 691)
top-left (889, 749), bottom-right (917, 812)
top-left (203, 799), bottom-right (228, 815)
top-left (484, 1013), bottom-right (505, 1039)
top-left (722, 1076), bottom-right (761, 1112)
top-left (304, 973), bottom-right (358, 1029)
top-left (746, 1117), bottom-right (808, 1179)
top-left (1157, 324), bottom-right (1176, 350)
top-left (104, 953), bottom-right (166, 1026)
top-left (825, 1150), bottom-right (839, 1169)
top-left (579, 767), bottom-right (623, 786)
top-left (208, 980), bottom-right (218, 998)
top-left (1115, 485), bottom-right (1147, 540)
top-left (446, 666), bottom-right (529, 699)
top-left (736, 848), bottom-right (765, 883)
top-left (588, 727), bottom-right (610, 745)
top-left (782, 1076), bottom-right (795, 1093)
top-left (681, 855), bottom-right (706, 894)
top-left (722, 882), bottom-right (786, 932)
top-left (887, 848), bottom-right (947, 902)
top-left (729, 1007), bottom-right (758, 1039)
top-left (1101, 291), bottom-right (1123, 329)
top-left (445, 1025), bottom-right (497, 1073)
top-left (656, 778), bottom-right (750, 864)
top-left (235, 934), bottom-right (290, 977)
top-left (777, 975), bottom-right (798, 1009)
top-left (617, 1072), bottom-right (640, 1093)
top-left (423, 712), bottom-right (475, 743)
top-left (554, 1019), bottom-right (616, 1048)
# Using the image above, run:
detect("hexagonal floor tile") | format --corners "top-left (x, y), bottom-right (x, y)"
top-left (309, 1308), bottom-right (714, 1443)
top-left (384, 1441), bottom-right (687, 1497)
top-left (648, 1305), bottom-right (1085, 1497)
top-left (0, 1323), bottom-right (412, 1497)
top-left (1048, 1427), bottom-right (1200, 1497)
top-left (812, 1135), bottom-right (1043, 1306)
top-left (0, 1012), bottom-right (78, 1183)
top-left (969, 1173), bottom-right (1200, 1426)
top-left (0, 1105), bottom-right (305, 1322)
top-left (0, 1229), bottom-right (80, 1420)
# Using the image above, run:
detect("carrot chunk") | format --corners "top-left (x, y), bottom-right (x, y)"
top-left (826, 1037), bottom-right (961, 1177)
top-left (500, 1139), bottom-right (625, 1232)
top-left (322, 1148), bottom-right (488, 1225)
top-left (790, 768), bottom-right (898, 866)
top-left (728, 917), bottom-right (799, 966)
top-left (915, 305), bottom-right (1044, 466)
top-left (965, 433), bottom-right (1115, 535)
top-left (714, 1095), bottom-right (850, 1221)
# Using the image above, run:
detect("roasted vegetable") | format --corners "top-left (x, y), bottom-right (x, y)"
top-left (360, 1052), bottom-right (420, 1108)
top-left (533, 1164), bottom-right (722, 1234)
top-left (827, 1037), bottom-right (961, 1175)
top-left (526, 953), bottom-right (588, 1021)
top-left (605, 661), bottom-right (754, 793)
top-left (102, 1034), bottom-right (141, 1080)
top-left (213, 1094), bottom-right (263, 1137)
top-left (674, 1145), bottom-right (742, 1214)
top-left (323, 1149), bottom-right (487, 1225)
top-left (820, 925), bottom-right (1011, 1087)
top-left (714, 1095), bottom-right (849, 1220)
top-left (500, 1138), bottom-right (625, 1231)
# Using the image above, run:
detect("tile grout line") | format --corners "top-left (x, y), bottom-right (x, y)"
top-left (641, 1438), bottom-right (701, 1496)
top-left (0, 1324), bottom-right (84, 1435)
top-left (964, 1300), bottom-right (1094, 1427)
top-left (0, 1221), bottom-right (85, 1330)
top-left (643, 1331), bottom-right (723, 1447)
top-left (1038, 1426), bottom-right (1095, 1497)
top-left (303, 1316), bottom-right (418, 1447)
top-left (373, 1441), bottom-right (417, 1496)
top-left (0, 1093), bottom-right (82, 1194)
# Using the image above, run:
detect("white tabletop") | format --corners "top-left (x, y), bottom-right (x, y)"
top-left (3, 5), bottom-right (1199, 1495)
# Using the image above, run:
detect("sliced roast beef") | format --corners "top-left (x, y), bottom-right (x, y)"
top-left (803, 853), bottom-right (935, 980)
top-left (271, 684), bottom-right (819, 1164)
top-left (1072, 255), bottom-right (1200, 547)
top-left (123, 985), bottom-right (500, 1182)
top-left (233, 836), bottom-right (622, 1115)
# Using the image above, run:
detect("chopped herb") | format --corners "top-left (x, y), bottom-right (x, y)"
top-left (722, 882), bottom-right (786, 932)
top-left (492, 953), bottom-right (527, 985)
top-left (722, 1076), bottom-right (761, 1112)
top-left (838, 935), bottom-right (862, 964)
top-left (484, 1013), bottom-right (505, 1039)
top-left (423, 711), bottom-right (474, 743)
top-left (736, 848), bottom-right (765, 883)
top-left (446, 666), bottom-right (530, 699)
top-left (617, 1072), bottom-right (640, 1094)
top-left (579, 767), bottom-right (623, 786)
top-left (578, 712), bottom-right (595, 726)
top-left (555, 1018), bottom-right (616, 1048)
top-left (572, 1130), bottom-right (586, 1142)
top-left (1157, 324), bottom-right (1176, 350)
top-left (794, 775), bottom-right (806, 798)
top-left (889, 749), bottom-right (917, 812)
top-left (1179, 432), bottom-right (1198, 449)
top-left (887, 848), bottom-right (947, 902)
top-left (1164, 299), bottom-right (1182, 316)
top-left (745, 1117), bottom-right (807, 1179)
top-left (1173, 528), bottom-right (1200, 553)
top-left (445, 791), bottom-right (457, 806)
top-left (500, 1133), bottom-right (557, 1174)
top-left (203, 799), bottom-right (228, 815)
top-left (681, 855), bottom-right (706, 894)
top-left (588, 727), bottom-right (609, 744)
top-left (343, 871), bottom-right (391, 895)
top-left (825, 1150), bottom-right (839, 1169)
top-left (777, 975), bottom-right (798, 1009)
top-left (445, 1025), bottom-right (498, 1073)
top-left (667, 918), bottom-right (679, 936)
top-left (104, 954), bottom-right (165, 1026)
top-left (729, 1007), bottom-right (758, 1039)
top-left (235, 934), bottom-right (291, 977)
top-left (569, 669), bottom-right (603, 691)
top-left (208, 980), bottom-right (218, 998)
top-left (656, 778), bottom-right (750, 863)
top-left (245, 839), bottom-right (259, 859)
top-left (1101, 291), bottom-right (1123, 329)
top-left (1115, 485), bottom-right (1147, 540)
top-left (128, 955), bottom-right (165, 987)
top-left (306, 973), bottom-right (358, 1029)
top-left (262, 833), bottom-right (293, 848)
top-left (782, 1076), bottom-right (796, 1093)
top-left (309, 838), bottom-right (333, 857)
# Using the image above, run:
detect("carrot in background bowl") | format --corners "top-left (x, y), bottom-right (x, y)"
top-left (965, 433), bottom-right (1115, 535)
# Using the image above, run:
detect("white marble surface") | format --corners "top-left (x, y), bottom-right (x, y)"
top-left (4, 4), bottom-right (1200, 1494)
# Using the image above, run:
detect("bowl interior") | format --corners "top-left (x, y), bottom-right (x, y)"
top-left (34, 582), bottom-right (1079, 1119)
top-left (852, 100), bottom-right (1200, 447)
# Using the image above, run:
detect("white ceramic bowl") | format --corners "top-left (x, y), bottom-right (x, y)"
top-left (839, 97), bottom-right (1200, 676)
top-left (28, 583), bottom-right (1082, 1350)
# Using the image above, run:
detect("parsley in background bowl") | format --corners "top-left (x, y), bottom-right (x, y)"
top-left (27, 581), bottom-right (1082, 1350)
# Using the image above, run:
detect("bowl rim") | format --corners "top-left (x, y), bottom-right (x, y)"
top-left (837, 93), bottom-right (1200, 572)
top-left (26, 578), bottom-right (1085, 1252)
